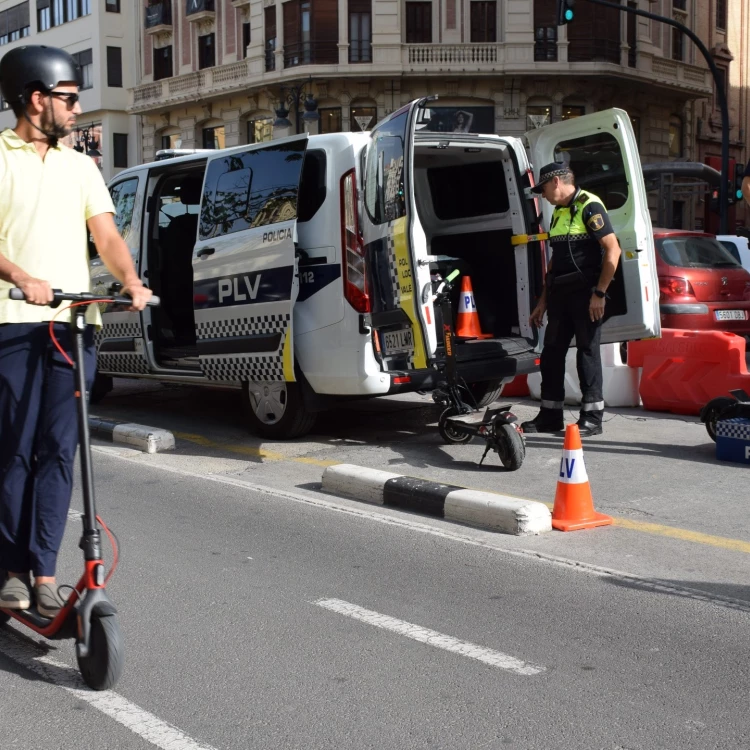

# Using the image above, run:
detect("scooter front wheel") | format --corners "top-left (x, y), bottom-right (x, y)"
top-left (495, 424), bottom-right (525, 470)
top-left (77, 614), bottom-right (124, 691)
top-left (701, 397), bottom-right (735, 442)
top-left (439, 408), bottom-right (472, 444)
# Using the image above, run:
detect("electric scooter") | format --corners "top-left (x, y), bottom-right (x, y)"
top-left (0, 288), bottom-right (159, 690)
top-left (700, 389), bottom-right (750, 442)
top-left (431, 270), bottom-right (526, 470)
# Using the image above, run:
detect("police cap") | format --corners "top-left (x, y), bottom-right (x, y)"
top-left (531, 162), bottom-right (573, 193)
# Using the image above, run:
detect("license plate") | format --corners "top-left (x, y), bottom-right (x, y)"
top-left (383, 328), bottom-right (414, 354)
top-left (715, 310), bottom-right (747, 321)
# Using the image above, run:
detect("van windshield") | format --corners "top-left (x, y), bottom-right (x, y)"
top-left (656, 236), bottom-right (741, 268)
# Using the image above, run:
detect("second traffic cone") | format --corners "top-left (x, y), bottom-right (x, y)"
top-left (455, 276), bottom-right (492, 339)
top-left (551, 424), bottom-right (612, 532)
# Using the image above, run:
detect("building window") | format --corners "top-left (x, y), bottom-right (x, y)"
top-left (470, 1), bottom-right (496, 43)
top-left (405, 1), bottom-right (431, 43)
top-left (671, 26), bottom-right (683, 61)
top-left (198, 33), bottom-right (215, 69)
top-left (154, 45), bottom-right (173, 81)
top-left (113, 133), bottom-right (128, 169)
top-left (106, 0), bottom-right (120, 11)
top-left (202, 125), bottom-right (225, 149)
top-left (72, 49), bottom-right (93, 89)
top-left (0, 2), bottom-right (31, 45)
top-left (349, 0), bottom-right (371, 62)
top-left (672, 0), bottom-right (686, 9)
top-left (247, 118), bottom-right (273, 143)
top-left (562, 104), bottom-right (585, 120)
top-left (318, 107), bottom-right (342, 133)
top-left (668, 115), bottom-right (683, 158)
top-left (350, 106), bottom-right (376, 132)
top-left (107, 46), bottom-right (122, 87)
top-left (714, 66), bottom-right (727, 110)
top-left (241, 22), bottom-right (251, 59)
top-left (716, 0), bottom-right (726, 30)
top-left (37, 4), bottom-right (50, 30)
top-left (265, 5), bottom-right (276, 71)
top-left (283, 0), bottom-right (311, 67)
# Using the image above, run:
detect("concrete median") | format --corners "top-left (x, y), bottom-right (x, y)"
top-left (89, 416), bottom-right (175, 454)
top-left (322, 464), bottom-right (551, 536)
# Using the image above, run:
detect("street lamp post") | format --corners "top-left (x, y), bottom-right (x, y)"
top-left (273, 78), bottom-right (319, 135)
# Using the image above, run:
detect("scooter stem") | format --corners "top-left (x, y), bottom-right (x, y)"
top-left (70, 308), bottom-right (102, 561)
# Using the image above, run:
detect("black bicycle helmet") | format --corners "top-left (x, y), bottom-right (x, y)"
top-left (0, 45), bottom-right (82, 106)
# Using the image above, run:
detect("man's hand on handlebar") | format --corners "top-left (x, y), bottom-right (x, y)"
top-left (122, 281), bottom-right (153, 312)
top-left (17, 277), bottom-right (54, 306)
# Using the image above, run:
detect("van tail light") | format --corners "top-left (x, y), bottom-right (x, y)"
top-left (341, 169), bottom-right (370, 313)
top-left (659, 276), bottom-right (695, 300)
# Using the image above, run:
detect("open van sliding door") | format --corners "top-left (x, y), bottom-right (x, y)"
top-left (192, 137), bottom-right (307, 391)
top-left (525, 109), bottom-right (661, 343)
top-left (360, 99), bottom-right (436, 374)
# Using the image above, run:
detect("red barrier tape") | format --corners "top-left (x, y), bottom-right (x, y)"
top-left (627, 330), bottom-right (750, 415)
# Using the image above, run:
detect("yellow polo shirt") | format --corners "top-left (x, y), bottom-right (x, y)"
top-left (0, 128), bottom-right (115, 325)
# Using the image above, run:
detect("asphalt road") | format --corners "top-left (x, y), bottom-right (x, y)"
top-left (1, 448), bottom-right (749, 749)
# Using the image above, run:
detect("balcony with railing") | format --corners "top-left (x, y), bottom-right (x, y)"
top-left (403, 43), bottom-right (499, 69)
top-left (283, 41), bottom-right (338, 68)
top-left (145, 1), bottom-right (172, 33)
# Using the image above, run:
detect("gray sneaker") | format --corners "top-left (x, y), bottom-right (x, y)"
top-left (0, 575), bottom-right (31, 610)
top-left (35, 583), bottom-right (66, 619)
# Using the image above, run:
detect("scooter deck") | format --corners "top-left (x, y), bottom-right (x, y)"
top-left (446, 404), bottom-right (514, 426)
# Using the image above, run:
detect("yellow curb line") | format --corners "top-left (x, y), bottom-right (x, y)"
top-left (174, 431), bottom-right (750, 555)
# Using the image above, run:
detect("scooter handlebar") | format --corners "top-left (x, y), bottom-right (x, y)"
top-left (9, 288), bottom-right (160, 307)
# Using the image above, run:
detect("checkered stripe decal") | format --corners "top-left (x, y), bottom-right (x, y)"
top-left (95, 319), bottom-right (150, 375)
top-left (717, 417), bottom-right (750, 439)
top-left (197, 313), bottom-right (290, 382)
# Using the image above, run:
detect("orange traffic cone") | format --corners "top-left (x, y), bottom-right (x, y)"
top-left (455, 276), bottom-right (492, 339)
top-left (551, 425), bottom-right (613, 531)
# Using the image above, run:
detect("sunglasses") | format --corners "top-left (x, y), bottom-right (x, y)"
top-left (48, 91), bottom-right (80, 107)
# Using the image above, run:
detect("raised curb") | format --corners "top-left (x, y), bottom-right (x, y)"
top-left (89, 416), bottom-right (175, 454)
top-left (322, 464), bottom-right (552, 536)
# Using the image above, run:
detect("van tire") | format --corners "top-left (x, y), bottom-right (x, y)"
top-left (242, 380), bottom-right (317, 439)
top-left (466, 380), bottom-right (504, 408)
top-left (90, 374), bottom-right (114, 405)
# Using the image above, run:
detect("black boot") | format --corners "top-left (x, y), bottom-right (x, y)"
top-left (521, 407), bottom-right (564, 434)
top-left (577, 414), bottom-right (603, 437)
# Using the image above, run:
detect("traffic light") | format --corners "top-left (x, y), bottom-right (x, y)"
top-left (734, 162), bottom-right (745, 203)
top-left (710, 188), bottom-right (720, 214)
top-left (557, 0), bottom-right (575, 25)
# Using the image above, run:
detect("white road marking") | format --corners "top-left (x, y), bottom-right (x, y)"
top-left (314, 597), bottom-right (545, 676)
top-left (0, 630), bottom-right (217, 750)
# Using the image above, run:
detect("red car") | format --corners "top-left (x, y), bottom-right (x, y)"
top-left (654, 229), bottom-right (750, 339)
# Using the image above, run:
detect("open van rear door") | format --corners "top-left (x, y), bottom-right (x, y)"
top-left (192, 136), bottom-right (307, 383)
top-left (525, 109), bottom-right (661, 343)
top-left (360, 99), bottom-right (436, 372)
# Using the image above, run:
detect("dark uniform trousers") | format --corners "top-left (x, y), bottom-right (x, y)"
top-left (540, 287), bottom-right (604, 423)
top-left (0, 322), bottom-right (95, 577)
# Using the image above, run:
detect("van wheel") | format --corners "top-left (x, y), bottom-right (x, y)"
top-left (466, 380), bottom-right (503, 408)
top-left (242, 380), bottom-right (316, 439)
top-left (90, 374), bottom-right (113, 405)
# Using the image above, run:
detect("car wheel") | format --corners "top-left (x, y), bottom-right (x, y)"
top-left (242, 380), bottom-right (316, 439)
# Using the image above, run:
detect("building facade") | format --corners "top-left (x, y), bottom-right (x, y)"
top-left (0, 0), bottom-right (138, 180)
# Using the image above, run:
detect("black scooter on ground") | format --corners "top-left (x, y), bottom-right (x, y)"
top-left (431, 270), bottom-right (526, 470)
top-left (700, 389), bottom-right (750, 442)
top-left (0, 289), bottom-right (158, 690)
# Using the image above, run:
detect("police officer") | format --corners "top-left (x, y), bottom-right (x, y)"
top-left (521, 162), bottom-right (621, 437)
top-left (0, 46), bottom-right (151, 616)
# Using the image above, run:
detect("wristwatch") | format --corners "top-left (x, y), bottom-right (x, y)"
top-left (591, 287), bottom-right (608, 299)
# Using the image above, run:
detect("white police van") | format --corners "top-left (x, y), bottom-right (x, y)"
top-left (91, 98), bottom-right (660, 438)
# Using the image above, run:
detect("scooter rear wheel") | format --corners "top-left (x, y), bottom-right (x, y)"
top-left (495, 424), bottom-right (525, 470)
top-left (439, 407), bottom-right (472, 444)
top-left (77, 614), bottom-right (124, 691)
